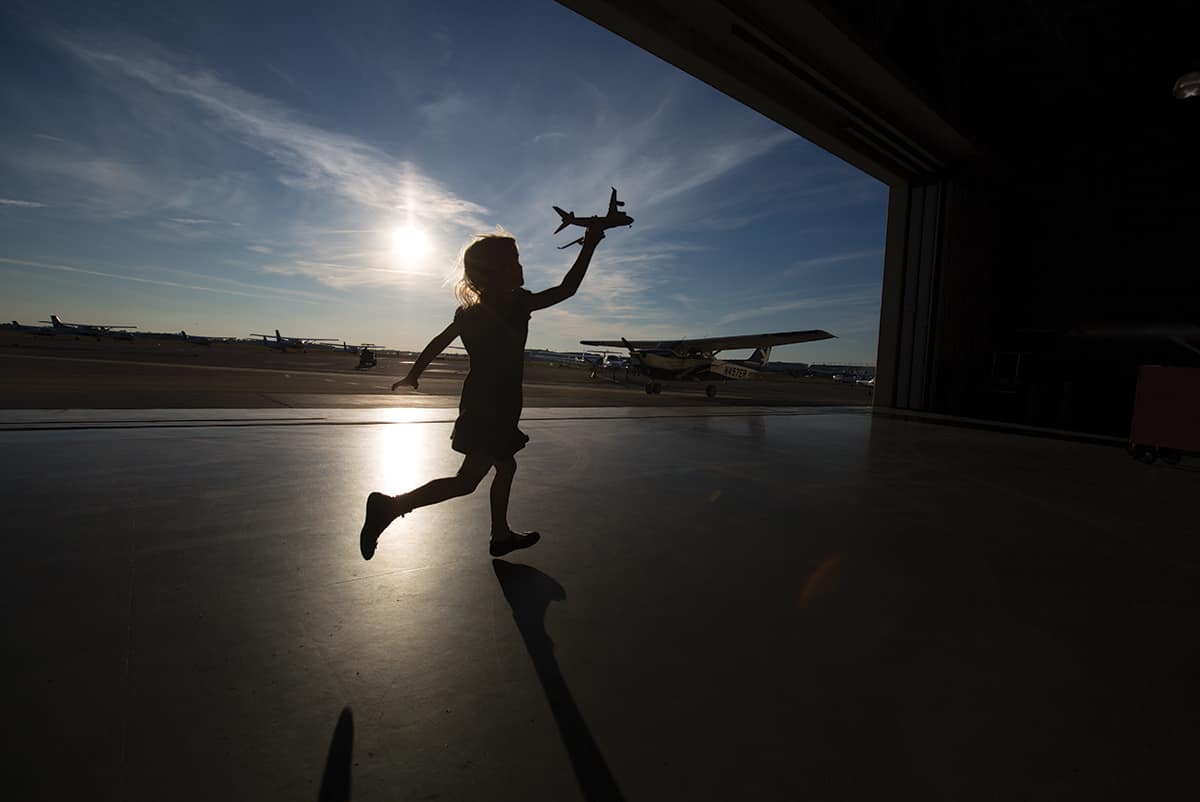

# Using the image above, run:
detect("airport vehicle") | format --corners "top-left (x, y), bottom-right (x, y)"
top-left (580, 329), bottom-right (835, 397)
top-left (553, 187), bottom-right (634, 248)
top-left (356, 344), bottom-right (381, 369)
top-left (40, 314), bottom-right (137, 340)
top-left (250, 329), bottom-right (340, 352)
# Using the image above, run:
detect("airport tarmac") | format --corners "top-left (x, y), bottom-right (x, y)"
top-left (0, 334), bottom-right (873, 409)
top-left (3, 405), bottom-right (1196, 800)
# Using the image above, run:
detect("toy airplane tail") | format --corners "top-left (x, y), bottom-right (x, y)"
top-left (552, 206), bottom-right (574, 234)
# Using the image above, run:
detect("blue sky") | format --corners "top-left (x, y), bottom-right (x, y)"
top-left (0, 0), bottom-right (887, 364)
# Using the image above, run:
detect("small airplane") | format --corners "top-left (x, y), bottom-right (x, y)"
top-left (580, 329), bottom-right (835, 397)
top-left (39, 314), bottom-right (137, 340)
top-left (7, 320), bottom-right (55, 335)
top-left (553, 187), bottom-right (634, 248)
top-left (178, 330), bottom-right (213, 346)
top-left (249, 329), bottom-right (340, 352)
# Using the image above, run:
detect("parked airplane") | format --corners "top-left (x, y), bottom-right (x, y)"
top-left (525, 348), bottom-right (585, 365)
top-left (7, 320), bottom-right (55, 335)
top-left (250, 329), bottom-right (340, 351)
top-left (39, 314), bottom-right (137, 339)
top-left (178, 330), bottom-right (213, 345)
top-left (553, 187), bottom-right (634, 248)
top-left (580, 329), bottom-right (835, 397)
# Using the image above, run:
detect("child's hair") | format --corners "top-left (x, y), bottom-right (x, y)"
top-left (454, 231), bottom-right (517, 308)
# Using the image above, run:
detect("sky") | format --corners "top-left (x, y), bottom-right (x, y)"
top-left (0, 0), bottom-right (888, 365)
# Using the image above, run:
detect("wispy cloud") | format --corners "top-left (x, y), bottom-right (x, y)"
top-left (57, 35), bottom-right (490, 229)
top-left (778, 249), bottom-right (884, 276)
top-left (0, 256), bottom-right (325, 304)
top-left (33, 133), bottom-right (65, 143)
top-left (716, 288), bottom-right (881, 326)
top-left (261, 259), bottom-right (438, 289)
top-left (167, 216), bottom-right (220, 225)
top-left (0, 198), bottom-right (47, 208)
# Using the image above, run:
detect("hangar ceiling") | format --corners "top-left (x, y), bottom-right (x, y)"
top-left (557, 0), bottom-right (1200, 181)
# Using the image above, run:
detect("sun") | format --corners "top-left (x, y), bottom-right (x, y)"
top-left (389, 225), bottom-right (431, 259)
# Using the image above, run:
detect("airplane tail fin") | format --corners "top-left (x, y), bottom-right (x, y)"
top-left (746, 346), bottom-right (772, 368)
top-left (552, 207), bottom-right (573, 234)
top-left (50, 314), bottom-right (63, 327)
top-left (275, 329), bottom-right (283, 341)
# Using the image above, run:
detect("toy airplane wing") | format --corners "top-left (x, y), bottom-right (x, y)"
top-left (582, 330), bottom-right (835, 352)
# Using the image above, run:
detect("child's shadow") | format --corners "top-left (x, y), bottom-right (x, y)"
top-left (492, 560), bottom-right (626, 802)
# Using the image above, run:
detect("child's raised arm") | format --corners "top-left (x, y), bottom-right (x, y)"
top-left (392, 319), bottom-right (459, 391)
top-left (527, 226), bottom-right (605, 312)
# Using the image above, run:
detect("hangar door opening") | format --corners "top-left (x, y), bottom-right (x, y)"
top-left (556, 0), bottom-right (980, 411)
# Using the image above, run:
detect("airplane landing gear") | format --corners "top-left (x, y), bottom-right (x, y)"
top-left (644, 381), bottom-right (663, 394)
top-left (705, 384), bottom-right (717, 398)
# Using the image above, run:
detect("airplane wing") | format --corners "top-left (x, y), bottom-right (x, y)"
top-left (581, 329), bottom-right (835, 352)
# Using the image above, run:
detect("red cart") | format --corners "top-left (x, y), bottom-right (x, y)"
top-left (1128, 365), bottom-right (1200, 464)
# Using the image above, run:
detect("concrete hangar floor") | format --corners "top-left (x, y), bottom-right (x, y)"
top-left (2, 356), bottom-right (1196, 799)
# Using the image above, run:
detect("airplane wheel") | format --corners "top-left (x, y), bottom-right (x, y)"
top-left (1162, 449), bottom-right (1182, 465)
top-left (651, 382), bottom-right (663, 394)
top-left (644, 383), bottom-right (655, 394)
top-left (705, 384), bottom-right (717, 398)
top-left (1132, 445), bottom-right (1157, 464)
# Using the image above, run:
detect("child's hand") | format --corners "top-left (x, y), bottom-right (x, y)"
top-left (392, 374), bottom-right (419, 391)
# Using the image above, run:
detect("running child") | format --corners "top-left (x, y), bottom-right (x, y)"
top-left (359, 225), bottom-right (606, 559)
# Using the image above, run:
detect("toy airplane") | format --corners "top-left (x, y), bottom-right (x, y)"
top-left (553, 187), bottom-right (634, 248)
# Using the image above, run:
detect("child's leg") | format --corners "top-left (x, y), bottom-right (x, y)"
top-left (396, 454), bottom-right (493, 512)
top-left (487, 456), bottom-right (539, 556)
top-left (489, 456), bottom-right (517, 536)
top-left (361, 454), bottom-right (494, 560)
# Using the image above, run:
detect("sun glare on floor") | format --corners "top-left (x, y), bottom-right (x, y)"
top-left (374, 421), bottom-right (446, 498)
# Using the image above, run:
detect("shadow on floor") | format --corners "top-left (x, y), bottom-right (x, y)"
top-left (318, 707), bottom-right (354, 802)
top-left (492, 560), bottom-right (625, 802)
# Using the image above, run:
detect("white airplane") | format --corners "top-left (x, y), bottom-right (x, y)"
top-left (39, 314), bottom-right (137, 340)
top-left (580, 329), bottom-right (835, 397)
top-left (249, 329), bottom-right (340, 352)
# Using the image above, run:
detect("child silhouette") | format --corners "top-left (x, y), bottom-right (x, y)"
top-left (360, 226), bottom-right (605, 559)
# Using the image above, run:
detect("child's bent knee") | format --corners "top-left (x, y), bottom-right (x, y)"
top-left (455, 468), bottom-right (488, 493)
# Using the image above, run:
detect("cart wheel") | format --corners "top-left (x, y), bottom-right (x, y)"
top-left (705, 384), bottom-right (717, 398)
top-left (1133, 445), bottom-right (1157, 464)
top-left (1162, 449), bottom-right (1182, 466)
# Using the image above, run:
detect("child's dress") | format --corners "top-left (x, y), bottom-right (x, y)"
top-left (451, 289), bottom-right (532, 458)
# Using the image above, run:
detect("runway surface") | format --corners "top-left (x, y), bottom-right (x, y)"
top-left (3, 405), bottom-right (1196, 800)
